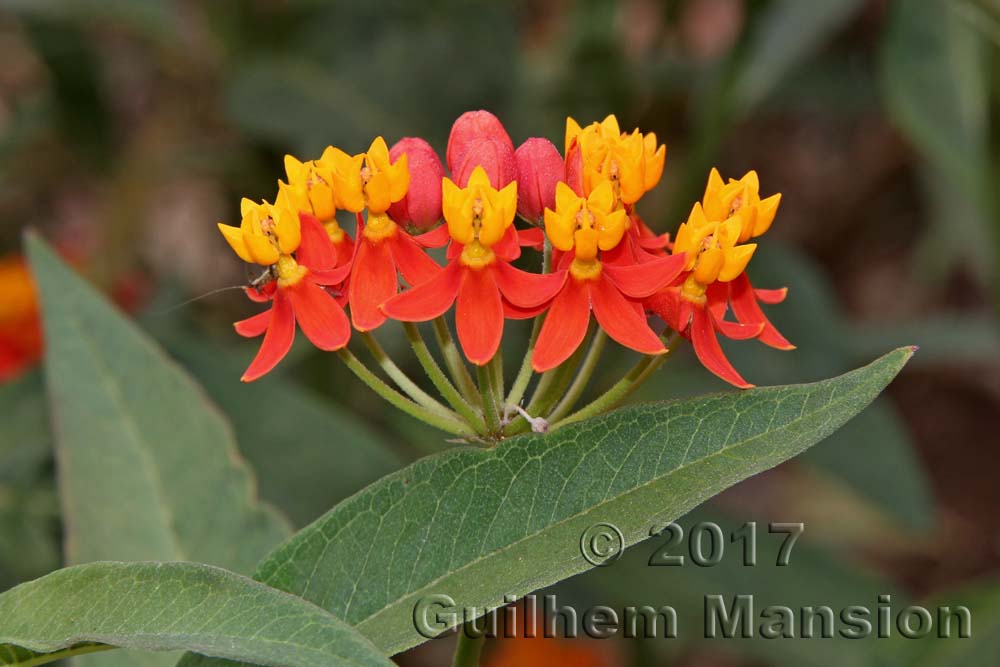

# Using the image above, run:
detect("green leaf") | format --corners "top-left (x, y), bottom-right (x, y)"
top-left (24, 234), bottom-right (291, 570)
top-left (734, 0), bottom-right (865, 112)
top-left (186, 347), bottom-right (913, 661)
top-left (0, 561), bottom-right (393, 667)
top-left (882, 0), bottom-right (995, 281)
top-left (149, 319), bottom-right (404, 527)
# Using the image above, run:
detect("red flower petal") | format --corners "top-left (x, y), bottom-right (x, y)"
top-left (381, 261), bottom-right (462, 321)
top-left (516, 227), bottom-right (545, 251)
top-left (286, 280), bottom-right (350, 351)
top-left (242, 289), bottom-right (295, 382)
top-left (646, 288), bottom-right (684, 332)
top-left (493, 226), bottom-right (521, 262)
top-left (455, 267), bottom-right (503, 365)
top-left (591, 275), bottom-right (665, 356)
top-left (502, 299), bottom-right (548, 320)
top-left (349, 236), bottom-right (397, 331)
top-left (690, 306), bottom-right (752, 389)
top-left (297, 212), bottom-right (338, 271)
top-left (390, 230), bottom-right (441, 287)
top-left (713, 316), bottom-right (765, 340)
top-left (604, 253), bottom-right (687, 299)
top-left (413, 223), bottom-right (451, 249)
top-left (334, 235), bottom-right (355, 268)
top-left (234, 309), bottom-right (270, 338)
top-left (494, 261), bottom-right (566, 309)
top-left (531, 279), bottom-right (591, 372)
top-left (309, 263), bottom-right (352, 286)
top-left (755, 286), bottom-right (788, 305)
top-left (730, 273), bottom-right (794, 350)
top-left (244, 283), bottom-right (275, 303)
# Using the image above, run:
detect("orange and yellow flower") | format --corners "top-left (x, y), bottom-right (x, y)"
top-left (565, 114), bottom-right (665, 207)
top-left (647, 169), bottom-right (791, 388)
top-left (532, 181), bottom-right (687, 371)
top-left (382, 167), bottom-right (564, 365)
top-left (220, 199), bottom-right (352, 381)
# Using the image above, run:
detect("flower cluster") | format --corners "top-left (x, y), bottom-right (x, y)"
top-left (218, 111), bottom-right (791, 437)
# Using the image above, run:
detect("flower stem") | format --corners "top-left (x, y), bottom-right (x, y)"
top-left (503, 329), bottom-right (591, 437)
top-left (403, 322), bottom-right (486, 434)
top-left (546, 329), bottom-right (608, 422)
top-left (337, 348), bottom-right (476, 437)
top-left (551, 334), bottom-right (682, 430)
top-left (505, 236), bottom-right (552, 409)
top-left (433, 317), bottom-right (481, 405)
top-left (477, 362), bottom-right (502, 437)
top-left (506, 315), bottom-right (541, 410)
top-left (452, 623), bottom-right (485, 667)
top-left (360, 331), bottom-right (458, 420)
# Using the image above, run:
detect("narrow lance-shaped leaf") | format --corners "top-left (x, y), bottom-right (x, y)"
top-left (0, 561), bottom-right (393, 667)
top-left (183, 347), bottom-right (913, 662)
top-left (25, 233), bottom-right (292, 667)
top-left (26, 232), bottom-right (291, 571)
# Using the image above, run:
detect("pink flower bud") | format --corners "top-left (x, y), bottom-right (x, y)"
top-left (388, 137), bottom-right (445, 229)
top-left (446, 110), bottom-right (516, 188)
top-left (450, 139), bottom-right (516, 189)
top-left (514, 137), bottom-right (565, 223)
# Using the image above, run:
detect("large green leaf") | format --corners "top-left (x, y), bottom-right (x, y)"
top-left (148, 319), bottom-right (403, 528)
top-left (26, 233), bottom-right (290, 569)
top-left (183, 347), bottom-right (912, 662)
top-left (0, 561), bottom-right (392, 667)
top-left (25, 234), bottom-right (292, 666)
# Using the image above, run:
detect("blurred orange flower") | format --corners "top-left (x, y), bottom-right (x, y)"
top-left (0, 255), bottom-right (42, 381)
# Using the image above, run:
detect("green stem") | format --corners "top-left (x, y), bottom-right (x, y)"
top-left (546, 329), bottom-right (608, 422)
top-left (338, 348), bottom-right (476, 437)
top-left (477, 363), bottom-right (502, 437)
top-left (451, 623), bottom-right (486, 667)
top-left (403, 322), bottom-right (486, 433)
top-left (505, 236), bottom-right (552, 409)
top-left (360, 331), bottom-right (457, 420)
top-left (433, 317), bottom-right (481, 405)
top-left (504, 330), bottom-right (591, 436)
top-left (491, 349), bottom-right (504, 406)
top-left (551, 335), bottom-right (682, 430)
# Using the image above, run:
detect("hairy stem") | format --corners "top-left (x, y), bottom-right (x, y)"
top-left (338, 348), bottom-right (476, 437)
top-left (433, 317), bottom-right (481, 405)
top-left (505, 236), bottom-right (552, 409)
top-left (403, 322), bottom-right (486, 433)
top-left (546, 329), bottom-right (608, 422)
top-left (551, 334), bottom-right (682, 430)
top-left (477, 362), bottom-right (502, 437)
top-left (360, 331), bottom-right (457, 420)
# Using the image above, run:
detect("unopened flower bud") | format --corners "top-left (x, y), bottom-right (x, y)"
top-left (515, 138), bottom-right (564, 223)
top-left (388, 137), bottom-right (444, 229)
top-left (446, 110), bottom-right (515, 188)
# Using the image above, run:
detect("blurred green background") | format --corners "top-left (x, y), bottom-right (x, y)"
top-left (1, 1), bottom-right (999, 666)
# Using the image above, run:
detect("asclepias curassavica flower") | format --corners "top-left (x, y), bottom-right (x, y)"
top-left (218, 110), bottom-right (793, 439)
